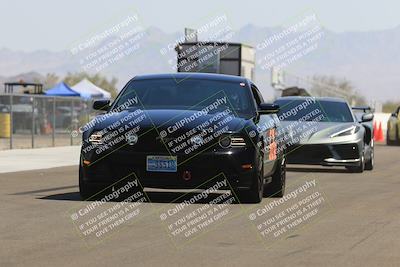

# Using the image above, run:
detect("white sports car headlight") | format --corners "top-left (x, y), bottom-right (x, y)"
top-left (330, 126), bottom-right (360, 138)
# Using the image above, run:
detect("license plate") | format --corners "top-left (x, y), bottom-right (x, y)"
top-left (146, 155), bottom-right (177, 172)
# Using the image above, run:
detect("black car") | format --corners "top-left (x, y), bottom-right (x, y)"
top-left (79, 73), bottom-right (286, 203)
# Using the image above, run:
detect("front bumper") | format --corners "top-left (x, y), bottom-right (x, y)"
top-left (81, 147), bottom-right (258, 191)
top-left (286, 142), bottom-right (362, 167)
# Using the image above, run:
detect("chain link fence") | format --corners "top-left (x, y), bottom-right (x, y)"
top-left (0, 93), bottom-right (97, 150)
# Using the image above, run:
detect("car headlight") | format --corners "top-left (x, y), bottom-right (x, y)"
top-left (219, 136), bottom-right (246, 148)
top-left (88, 131), bottom-right (104, 144)
top-left (231, 137), bottom-right (246, 146)
top-left (330, 126), bottom-right (360, 138)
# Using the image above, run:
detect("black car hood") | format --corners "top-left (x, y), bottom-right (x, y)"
top-left (89, 109), bottom-right (251, 135)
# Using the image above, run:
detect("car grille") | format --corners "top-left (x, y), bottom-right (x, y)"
top-left (287, 144), bottom-right (360, 164)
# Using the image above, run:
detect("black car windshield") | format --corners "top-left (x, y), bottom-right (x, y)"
top-left (112, 78), bottom-right (255, 118)
top-left (275, 99), bottom-right (355, 123)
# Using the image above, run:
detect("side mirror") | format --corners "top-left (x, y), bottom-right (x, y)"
top-left (361, 113), bottom-right (374, 122)
top-left (93, 100), bottom-right (110, 111)
top-left (259, 103), bottom-right (280, 114)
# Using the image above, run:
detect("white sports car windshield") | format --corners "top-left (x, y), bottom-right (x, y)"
top-left (275, 99), bottom-right (355, 123)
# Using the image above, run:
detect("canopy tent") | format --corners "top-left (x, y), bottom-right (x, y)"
top-left (71, 79), bottom-right (111, 99)
top-left (44, 82), bottom-right (80, 97)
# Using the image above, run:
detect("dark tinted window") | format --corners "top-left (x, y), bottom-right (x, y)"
top-left (113, 78), bottom-right (255, 118)
top-left (275, 99), bottom-right (354, 123)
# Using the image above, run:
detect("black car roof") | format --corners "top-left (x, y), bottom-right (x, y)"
top-left (276, 96), bottom-right (348, 103)
top-left (132, 73), bottom-right (248, 83)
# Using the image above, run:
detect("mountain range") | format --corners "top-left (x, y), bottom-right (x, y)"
top-left (0, 24), bottom-right (399, 102)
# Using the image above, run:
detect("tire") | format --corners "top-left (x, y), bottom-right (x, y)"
top-left (387, 130), bottom-right (395, 146)
top-left (347, 152), bottom-right (365, 173)
top-left (365, 141), bottom-right (374, 171)
top-left (236, 159), bottom-right (263, 204)
top-left (263, 157), bottom-right (286, 197)
top-left (79, 165), bottom-right (96, 200)
top-left (396, 126), bottom-right (400, 145)
top-left (365, 139), bottom-right (375, 171)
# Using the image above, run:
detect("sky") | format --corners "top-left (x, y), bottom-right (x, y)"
top-left (1, 0), bottom-right (400, 51)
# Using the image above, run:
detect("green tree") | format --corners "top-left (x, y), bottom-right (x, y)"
top-left (63, 72), bottom-right (118, 98)
top-left (43, 73), bottom-right (59, 89)
top-left (382, 101), bottom-right (400, 113)
top-left (309, 75), bottom-right (366, 106)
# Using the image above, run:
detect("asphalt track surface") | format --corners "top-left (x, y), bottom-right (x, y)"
top-left (1, 144), bottom-right (399, 267)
